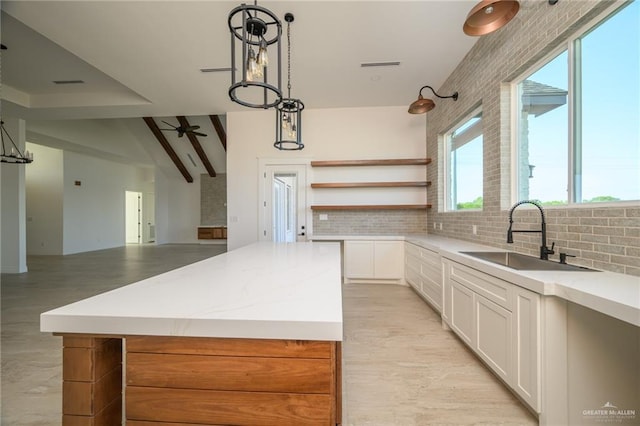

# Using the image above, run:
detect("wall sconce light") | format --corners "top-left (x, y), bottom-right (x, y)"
top-left (408, 86), bottom-right (459, 114)
top-left (463, 0), bottom-right (520, 36)
top-left (228, 1), bottom-right (283, 109)
top-left (274, 13), bottom-right (304, 151)
top-left (1, 120), bottom-right (33, 164)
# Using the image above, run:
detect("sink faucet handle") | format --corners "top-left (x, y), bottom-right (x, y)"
top-left (549, 242), bottom-right (555, 253)
top-left (559, 252), bottom-right (576, 264)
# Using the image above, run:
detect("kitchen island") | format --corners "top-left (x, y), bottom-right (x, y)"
top-left (41, 242), bottom-right (343, 426)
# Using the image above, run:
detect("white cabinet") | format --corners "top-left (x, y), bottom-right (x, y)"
top-left (476, 295), bottom-right (512, 382)
top-left (344, 240), bottom-right (404, 284)
top-left (450, 280), bottom-right (474, 345)
top-left (404, 242), bottom-right (443, 312)
top-left (343, 241), bottom-right (374, 279)
top-left (442, 259), bottom-right (540, 413)
top-left (512, 285), bottom-right (540, 410)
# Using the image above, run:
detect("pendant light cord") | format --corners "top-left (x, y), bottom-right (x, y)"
top-left (286, 19), bottom-right (291, 99)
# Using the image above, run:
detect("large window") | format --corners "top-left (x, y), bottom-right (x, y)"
top-left (445, 109), bottom-right (483, 211)
top-left (515, 1), bottom-right (639, 205)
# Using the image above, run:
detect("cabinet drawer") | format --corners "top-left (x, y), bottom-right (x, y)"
top-left (449, 261), bottom-right (513, 311)
top-left (405, 242), bottom-right (421, 258)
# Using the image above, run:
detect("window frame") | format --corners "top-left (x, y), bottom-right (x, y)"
top-left (443, 106), bottom-right (483, 212)
top-left (510, 0), bottom-right (637, 207)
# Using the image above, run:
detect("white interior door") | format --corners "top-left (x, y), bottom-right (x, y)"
top-left (260, 164), bottom-right (307, 242)
top-left (125, 191), bottom-right (142, 244)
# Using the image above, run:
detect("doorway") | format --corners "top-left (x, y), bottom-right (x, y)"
top-left (125, 191), bottom-right (142, 244)
top-left (259, 163), bottom-right (308, 242)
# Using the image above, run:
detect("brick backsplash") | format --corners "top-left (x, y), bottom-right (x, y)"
top-left (313, 210), bottom-right (427, 236)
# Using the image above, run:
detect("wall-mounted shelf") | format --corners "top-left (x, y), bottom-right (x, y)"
top-left (311, 158), bottom-right (431, 167)
top-left (311, 181), bottom-right (431, 189)
top-left (310, 158), bottom-right (431, 211)
top-left (311, 204), bottom-right (431, 210)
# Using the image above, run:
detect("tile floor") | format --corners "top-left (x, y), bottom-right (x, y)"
top-left (1, 243), bottom-right (537, 425)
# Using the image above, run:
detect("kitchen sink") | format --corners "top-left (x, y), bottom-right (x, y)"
top-left (460, 251), bottom-right (598, 272)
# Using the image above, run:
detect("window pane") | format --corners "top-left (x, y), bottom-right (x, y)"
top-left (446, 112), bottom-right (483, 211)
top-left (577, 1), bottom-right (640, 203)
top-left (516, 51), bottom-right (569, 205)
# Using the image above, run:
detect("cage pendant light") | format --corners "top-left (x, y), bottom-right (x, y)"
top-left (228, 1), bottom-right (283, 109)
top-left (274, 13), bottom-right (304, 151)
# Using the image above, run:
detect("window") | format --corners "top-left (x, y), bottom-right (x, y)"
top-left (514, 1), bottom-right (639, 205)
top-left (445, 109), bottom-right (483, 211)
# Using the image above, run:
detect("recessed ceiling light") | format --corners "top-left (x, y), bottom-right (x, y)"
top-left (53, 80), bottom-right (85, 85)
top-left (360, 61), bottom-right (401, 68)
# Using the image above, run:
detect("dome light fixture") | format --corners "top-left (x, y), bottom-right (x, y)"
top-left (228, 1), bottom-right (283, 109)
top-left (463, 0), bottom-right (520, 36)
top-left (274, 13), bottom-right (304, 151)
top-left (408, 86), bottom-right (459, 114)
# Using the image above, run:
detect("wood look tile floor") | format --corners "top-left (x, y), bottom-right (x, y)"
top-left (1, 244), bottom-right (538, 425)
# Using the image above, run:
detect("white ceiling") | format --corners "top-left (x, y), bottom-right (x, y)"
top-left (1, 1), bottom-right (478, 120)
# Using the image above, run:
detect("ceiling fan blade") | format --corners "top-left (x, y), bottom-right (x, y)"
top-left (185, 125), bottom-right (201, 131)
top-left (161, 120), bottom-right (178, 129)
top-left (193, 131), bottom-right (208, 137)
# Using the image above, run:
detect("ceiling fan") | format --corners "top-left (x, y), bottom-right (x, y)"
top-left (159, 120), bottom-right (207, 138)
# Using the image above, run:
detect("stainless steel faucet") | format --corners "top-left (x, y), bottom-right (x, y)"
top-left (507, 200), bottom-right (555, 260)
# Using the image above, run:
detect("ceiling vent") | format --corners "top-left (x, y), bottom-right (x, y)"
top-left (200, 67), bottom-right (234, 73)
top-left (53, 80), bottom-right (85, 85)
top-left (360, 61), bottom-right (401, 68)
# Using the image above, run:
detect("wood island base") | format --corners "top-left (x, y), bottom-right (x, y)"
top-left (61, 334), bottom-right (342, 426)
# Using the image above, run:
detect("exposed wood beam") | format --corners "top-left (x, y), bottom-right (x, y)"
top-left (142, 117), bottom-right (193, 183)
top-left (176, 116), bottom-right (216, 177)
top-left (209, 115), bottom-right (227, 151)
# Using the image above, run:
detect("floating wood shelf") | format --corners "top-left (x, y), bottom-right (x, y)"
top-left (311, 181), bottom-right (431, 189)
top-left (311, 204), bottom-right (431, 210)
top-left (310, 158), bottom-right (431, 167)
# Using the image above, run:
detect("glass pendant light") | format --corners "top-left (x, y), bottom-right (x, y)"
top-left (228, 1), bottom-right (282, 108)
top-left (274, 13), bottom-right (304, 150)
top-left (257, 38), bottom-right (269, 67)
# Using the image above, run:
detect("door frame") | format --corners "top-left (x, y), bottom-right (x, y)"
top-left (257, 158), bottom-right (311, 242)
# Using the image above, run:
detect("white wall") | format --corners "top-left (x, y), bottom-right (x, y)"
top-left (227, 106), bottom-right (426, 250)
top-left (1, 118), bottom-right (28, 272)
top-left (166, 174), bottom-right (201, 244)
top-left (25, 143), bottom-right (64, 255)
top-left (62, 151), bottom-right (152, 255)
top-left (152, 168), bottom-right (201, 244)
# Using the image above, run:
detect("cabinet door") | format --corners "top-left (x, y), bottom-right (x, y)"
top-left (512, 286), bottom-right (540, 411)
top-left (442, 260), bottom-right (453, 325)
top-left (405, 256), bottom-right (422, 292)
top-left (373, 241), bottom-right (403, 279)
top-left (476, 295), bottom-right (512, 382)
top-left (344, 241), bottom-right (374, 279)
top-left (450, 280), bottom-right (475, 346)
top-left (419, 248), bottom-right (443, 312)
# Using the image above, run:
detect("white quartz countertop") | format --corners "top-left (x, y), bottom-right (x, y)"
top-left (311, 234), bottom-right (640, 327)
top-left (41, 242), bottom-right (343, 341)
